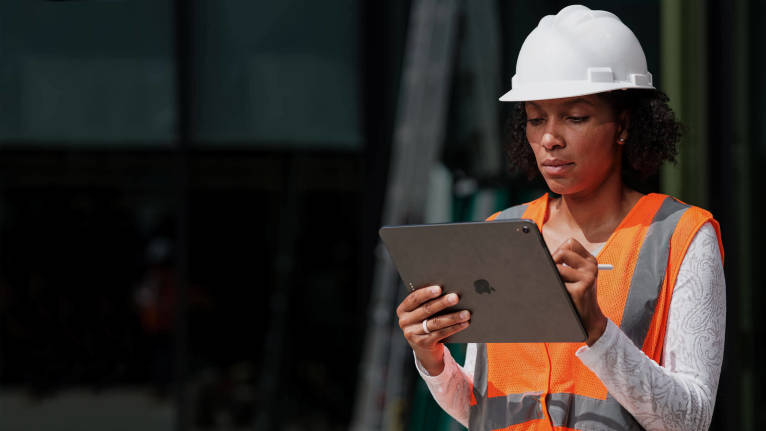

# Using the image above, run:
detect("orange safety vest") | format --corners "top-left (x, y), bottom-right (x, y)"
top-left (472, 193), bottom-right (723, 431)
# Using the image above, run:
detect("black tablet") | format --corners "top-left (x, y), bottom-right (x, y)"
top-left (379, 219), bottom-right (587, 343)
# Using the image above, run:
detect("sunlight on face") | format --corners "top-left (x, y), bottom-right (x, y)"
top-left (524, 95), bottom-right (625, 197)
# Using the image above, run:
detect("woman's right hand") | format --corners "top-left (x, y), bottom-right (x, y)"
top-left (396, 285), bottom-right (471, 376)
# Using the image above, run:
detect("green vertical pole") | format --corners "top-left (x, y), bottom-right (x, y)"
top-left (733, 0), bottom-right (753, 428)
top-left (682, 0), bottom-right (709, 208)
top-left (660, 0), bottom-right (708, 207)
top-left (660, 0), bottom-right (683, 198)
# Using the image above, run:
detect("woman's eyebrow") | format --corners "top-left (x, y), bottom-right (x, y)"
top-left (562, 98), bottom-right (595, 107)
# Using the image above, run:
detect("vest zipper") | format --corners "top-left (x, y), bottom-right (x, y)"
top-left (543, 342), bottom-right (555, 430)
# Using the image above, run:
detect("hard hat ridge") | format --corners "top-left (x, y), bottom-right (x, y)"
top-left (499, 4), bottom-right (655, 102)
top-left (547, 5), bottom-right (618, 29)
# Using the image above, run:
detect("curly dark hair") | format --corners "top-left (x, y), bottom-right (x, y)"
top-left (505, 89), bottom-right (682, 187)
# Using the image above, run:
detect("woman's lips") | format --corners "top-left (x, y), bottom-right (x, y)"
top-left (541, 159), bottom-right (574, 176)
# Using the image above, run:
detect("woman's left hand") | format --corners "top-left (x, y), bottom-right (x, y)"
top-left (551, 238), bottom-right (608, 346)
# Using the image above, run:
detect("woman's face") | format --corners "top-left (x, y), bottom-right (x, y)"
top-left (524, 95), bottom-right (625, 196)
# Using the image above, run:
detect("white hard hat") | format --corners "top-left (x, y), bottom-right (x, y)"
top-left (499, 5), bottom-right (655, 102)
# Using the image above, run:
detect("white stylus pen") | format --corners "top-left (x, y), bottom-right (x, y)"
top-left (597, 264), bottom-right (613, 270)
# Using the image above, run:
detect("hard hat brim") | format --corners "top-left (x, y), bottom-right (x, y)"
top-left (498, 81), bottom-right (655, 102)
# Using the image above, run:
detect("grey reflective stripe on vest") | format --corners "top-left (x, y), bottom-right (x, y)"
top-left (547, 393), bottom-right (643, 430)
top-left (470, 344), bottom-right (544, 430)
top-left (493, 203), bottom-right (529, 220)
top-left (470, 196), bottom-right (690, 430)
top-left (620, 196), bottom-right (689, 347)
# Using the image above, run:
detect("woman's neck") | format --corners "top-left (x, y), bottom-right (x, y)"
top-left (550, 179), bottom-right (643, 244)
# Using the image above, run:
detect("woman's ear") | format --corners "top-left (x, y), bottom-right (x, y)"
top-left (617, 111), bottom-right (630, 144)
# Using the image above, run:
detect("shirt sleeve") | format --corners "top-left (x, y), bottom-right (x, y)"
top-left (576, 222), bottom-right (725, 431)
top-left (413, 343), bottom-right (476, 428)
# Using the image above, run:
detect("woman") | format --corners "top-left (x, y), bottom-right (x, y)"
top-left (396, 5), bottom-right (725, 431)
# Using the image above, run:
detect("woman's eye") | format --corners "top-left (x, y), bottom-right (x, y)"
top-left (527, 118), bottom-right (544, 126)
top-left (568, 116), bottom-right (589, 123)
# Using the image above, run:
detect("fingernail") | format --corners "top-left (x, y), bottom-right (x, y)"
top-left (460, 311), bottom-right (470, 319)
top-left (430, 286), bottom-right (441, 295)
top-left (447, 293), bottom-right (458, 303)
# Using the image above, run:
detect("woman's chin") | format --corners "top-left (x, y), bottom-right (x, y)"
top-left (543, 178), bottom-right (579, 195)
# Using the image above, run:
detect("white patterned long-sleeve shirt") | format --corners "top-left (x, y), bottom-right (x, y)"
top-left (415, 222), bottom-right (725, 431)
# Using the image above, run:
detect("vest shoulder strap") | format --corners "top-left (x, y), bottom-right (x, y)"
top-left (486, 194), bottom-right (548, 221)
top-left (641, 200), bottom-right (722, 357)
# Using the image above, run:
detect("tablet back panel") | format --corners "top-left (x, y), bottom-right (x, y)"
top-left (380, 220), bottom-right (586, 343)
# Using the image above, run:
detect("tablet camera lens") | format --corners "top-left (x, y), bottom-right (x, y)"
top-left (522, 225), bottom-right (530, 234)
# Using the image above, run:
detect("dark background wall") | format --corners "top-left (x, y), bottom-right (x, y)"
top-left (0, 1), bottom-right (759, 430)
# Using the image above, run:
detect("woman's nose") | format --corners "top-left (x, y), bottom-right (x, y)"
top-left (540, 131), bottom-right (564, 151)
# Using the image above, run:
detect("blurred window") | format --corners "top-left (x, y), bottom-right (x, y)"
top-left (0, 1), bottom-right (362, 150)
top-left (0, 1), bottom-right (176, 145)
top-left (191, 0), bottom-right (362, 148)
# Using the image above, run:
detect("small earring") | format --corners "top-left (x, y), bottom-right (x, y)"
top-left (618, 137), bottom-right (626, 143)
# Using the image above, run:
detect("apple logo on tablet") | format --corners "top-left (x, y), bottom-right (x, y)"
top-left (474, 279), bottom-right (496, 295)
